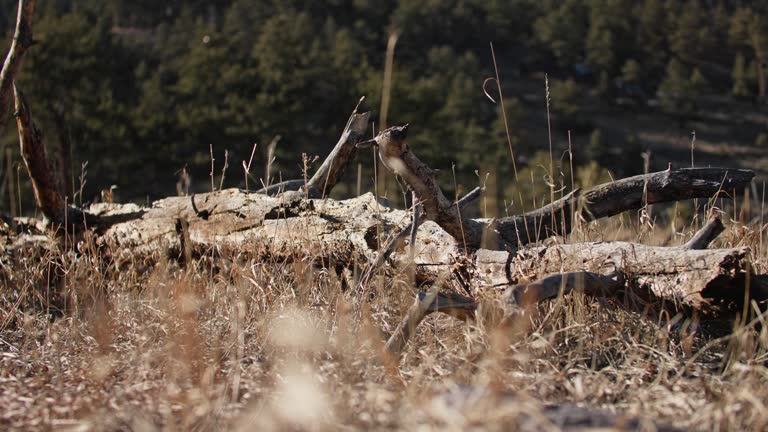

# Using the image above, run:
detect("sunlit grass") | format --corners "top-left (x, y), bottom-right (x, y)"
top-left (1, 210), bottom-right (767, 430)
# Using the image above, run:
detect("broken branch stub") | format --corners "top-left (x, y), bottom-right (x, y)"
top-left (257, 108), bottom-right (371, 197)
top-left (305, 111), bottom-right (370, 198)
top-left (684, 216), bottom-right (725, 250)
top-left (372, 125), bottom-right (484, 247)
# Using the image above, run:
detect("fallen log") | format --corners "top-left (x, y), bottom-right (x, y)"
top-left (475, 241), bottom-right (755, 312)
top-left (84, 185), bottom-right (755, 308)
top-left (382, 242), bottom-right (765, 357)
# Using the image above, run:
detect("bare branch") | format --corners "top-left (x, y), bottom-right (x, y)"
top-left (0, 0), bottom-right (36, 129)
top-left (384, 290), bottom-right (475, 358)
top-left (497, 168), bottom-right (753, 247)
top-left (370, 125), bottom-right (754, 249)
top-left (684, 216), bottom-right (725, 250)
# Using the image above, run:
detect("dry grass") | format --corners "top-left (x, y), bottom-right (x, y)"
top-left (1, 215), bottom-right (768, 431)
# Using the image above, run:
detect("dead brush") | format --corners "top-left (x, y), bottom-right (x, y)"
top-left (2, 215), bottom-right (768, 430)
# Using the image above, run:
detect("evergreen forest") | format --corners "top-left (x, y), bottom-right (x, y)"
top-left (2, 0), bottom-right (768, 213)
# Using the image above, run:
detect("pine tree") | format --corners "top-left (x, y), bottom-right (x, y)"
top-left (533, 0), bottom-right (589, 67)
top-left (730, 8), bottom-right (768, 100)
top-left (669, 0), bottom-right (714, 62)
top-left (636, 0), bottom-right (668, 80)
top-left (658, 58), bottom-right (692, 117)
top-left (689, 67), bottom-right (708, 113)
top-left (732, 53), bottom-right (750, 98)
top-left (585, 0), bottom-right (634, 74)
top-left (622, 59), bottom-right (641, 83)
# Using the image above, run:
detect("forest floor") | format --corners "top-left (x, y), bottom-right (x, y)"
top-left (1, 210), bottom-right (767, 431)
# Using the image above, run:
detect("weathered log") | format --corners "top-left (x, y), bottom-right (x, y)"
top-left (384, 236), bottom-right (760, 357)
top-left (367, 125), bottom-right (754, 249)
top-left (0, 0), bottom-right (35, 129)
top-left (476, 242), bottom-right (753, 313)
top-left (81, 187), bottom-right (756, 354)
top-left (80, 168), bottom-right (751, 276)
top-left (357, 192), bottom-right (422, 291)
top-left (495, 168), bottom-right (750, 247)
top-left (384, 241), bottom-right (760, 358)
top-left (80, 186), bottom-right (756, 317)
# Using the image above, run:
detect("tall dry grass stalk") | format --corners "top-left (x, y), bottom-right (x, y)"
top-left (379, 33), bottom-right (398, 132)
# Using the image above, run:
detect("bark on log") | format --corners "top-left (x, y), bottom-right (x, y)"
top-left (0, 0), bottom-right (35, 129)
top-left (495, 168), bottom-right (749, 247)
top-left (476, 242), bottom-right (754, 313)
top-left (684, 216), bottom-right (724, 250)
top-left (386, 242), bottom-right (757, 357)
top-left (82, 187), bottom-right (762, 322)
top-left (13, 84), bottom-right (79, 227)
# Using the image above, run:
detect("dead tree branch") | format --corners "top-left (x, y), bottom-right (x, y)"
top-left (369, 125), bottom-right (754, 249)
top-left (368, 125), bottom-right (483, 246)
top-left (503, 271), bottom-right (624, 312)
top-left (257, 108), bottom-right (370, 197)
top-left (684, 216), bottom-right (725, 250)
top-left (384, 290), bottom-right (475, 358)
top-left (497, 169), bottom-right (750, 247)
top-left (0, 0), bottom-right (35, 129)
